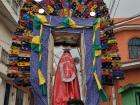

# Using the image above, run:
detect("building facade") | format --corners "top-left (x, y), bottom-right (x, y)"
top-left (100, 16), bottom-right (140, 105)
top-left (0, 0), bottom-right (31, 105)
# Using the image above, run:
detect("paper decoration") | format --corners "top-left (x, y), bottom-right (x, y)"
top-left (8, 0), bottom-right (124, 103)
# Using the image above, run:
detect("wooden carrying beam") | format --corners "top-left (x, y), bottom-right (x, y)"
top-left (52, 31), bottom-right (81, 47)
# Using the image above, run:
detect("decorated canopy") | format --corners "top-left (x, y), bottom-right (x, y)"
top-left (8, 0), bottom-right (124, 105)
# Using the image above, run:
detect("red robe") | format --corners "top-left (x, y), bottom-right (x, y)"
top-left (52, 52), bottom-right (81, 105)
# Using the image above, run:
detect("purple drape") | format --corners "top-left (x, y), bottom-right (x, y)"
top-left (31, 16), bottom-right (102, 105)
top-left (31, 25), bottom-right (50, 105)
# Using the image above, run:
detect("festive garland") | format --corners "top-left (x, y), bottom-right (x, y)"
top-left (8, 0), bottom-right (123, 93)
top-left (8, 1), bottom-right (34, 86)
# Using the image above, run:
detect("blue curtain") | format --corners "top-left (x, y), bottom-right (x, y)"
top-left (31, 16), bottom-right (102, 105)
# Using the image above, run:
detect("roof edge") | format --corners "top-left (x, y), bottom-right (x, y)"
top-left (118, 83), bottom-right (140, 93)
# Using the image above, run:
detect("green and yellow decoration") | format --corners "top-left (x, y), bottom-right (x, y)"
top-left (8, 0), bottom-right (123, 102)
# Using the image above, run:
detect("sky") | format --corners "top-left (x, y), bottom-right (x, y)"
top-left (104, 0), bottom-right (140, 18)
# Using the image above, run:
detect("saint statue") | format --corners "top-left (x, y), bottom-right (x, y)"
top-left (52, 50), bottom-right (81, 105)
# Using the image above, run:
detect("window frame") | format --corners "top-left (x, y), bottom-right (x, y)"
top-left (0, 46), bottom-right (9, 65)
top-left (128, 37), bottom-right (140, 59)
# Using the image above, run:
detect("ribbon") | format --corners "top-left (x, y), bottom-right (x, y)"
top-left (36, 15), bottom-right (48, 24)
top-left (34, 15), bottom-right (48, 29)
top-left (92, 18), bottom-right (108, 102)
top-left (92, 43), bottom-right (102, 58)
top-left (31, 36), bottom-right (41, 53)
top-left (32, 15), bottom-right (48, 53)
top-left (33, 16), bottom-right (47, 96)
top-left (34, 15), bottom-right (41, 29)
top-left (33, 15), bottom-right (98, 29)
top-left (62, 17), bottom-right (75, 26)
top-left (38, 24), bottom-right (47, 96)
top-left (31, 43), bottom-right (42, 53)
top-left (38, 69), bottom-right (46, 85)
top-left (61, 17), bottom-right (88, 28)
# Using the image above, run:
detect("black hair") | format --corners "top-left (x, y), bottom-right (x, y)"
top-left (67, 99), bottom-right (84, 105)
top-left (63, 48), bottom-right (71, 53)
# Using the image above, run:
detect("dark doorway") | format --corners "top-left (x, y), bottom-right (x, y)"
top-left (15, 89), bottom-right (24, 105)
top-left (4, 84), bottom-right (11, 105)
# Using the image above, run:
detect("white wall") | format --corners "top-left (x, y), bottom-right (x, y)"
top-left (0, 81), bottom-right (6, 105)
top-left (0, 21), bottom-right (12, 52)
top-left (0, 63), bottom-right (8, 75)
top-left (0, 1), bottom-right (31, 105)
top-left (0, 14), bottom-right (30, 105)
top-left (23, 93), bottom-right (30, 105)
top-left (8, 87), bottom-right (17, 105)
top-left (1, 0), bottom-right (20, 23)
top-left (0, 16), bottom-right (12, 105)
top-left (0, 21), bottom-right (11, 75)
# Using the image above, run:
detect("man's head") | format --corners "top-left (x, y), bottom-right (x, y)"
top-left (67, 99), bottom-right (84, 105)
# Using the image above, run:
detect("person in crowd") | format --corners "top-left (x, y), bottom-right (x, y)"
top-left (67, 99), bottom-right (84, 105)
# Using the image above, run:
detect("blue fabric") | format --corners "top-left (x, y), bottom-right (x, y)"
top-left (31, 25), bottom-right (50, 105)
top-left (31, 16), bottom-right (102, 105)
top-left (84, 28), bottom-right (101, 105)
top-left (47, 16), bottom-right (95, 26)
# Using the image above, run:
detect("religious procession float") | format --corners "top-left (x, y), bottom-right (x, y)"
top-left (8, 0), bottom-right (124, 105)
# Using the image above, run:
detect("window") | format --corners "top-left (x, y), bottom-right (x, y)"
top-left (11, 0), bottom-right (19, 15)
top-left (119, 85), bottom-right (140, 105)
top-left (0, 46), bottom-right (9, 65)
top-left (6, 0), bottom-right (23, 16)
top-left (6, 0), bottom-right (11, 3)
top-left (128, 38), bottom-right (140, 59)
top-left (1, 48), bottom-right (9, 65)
